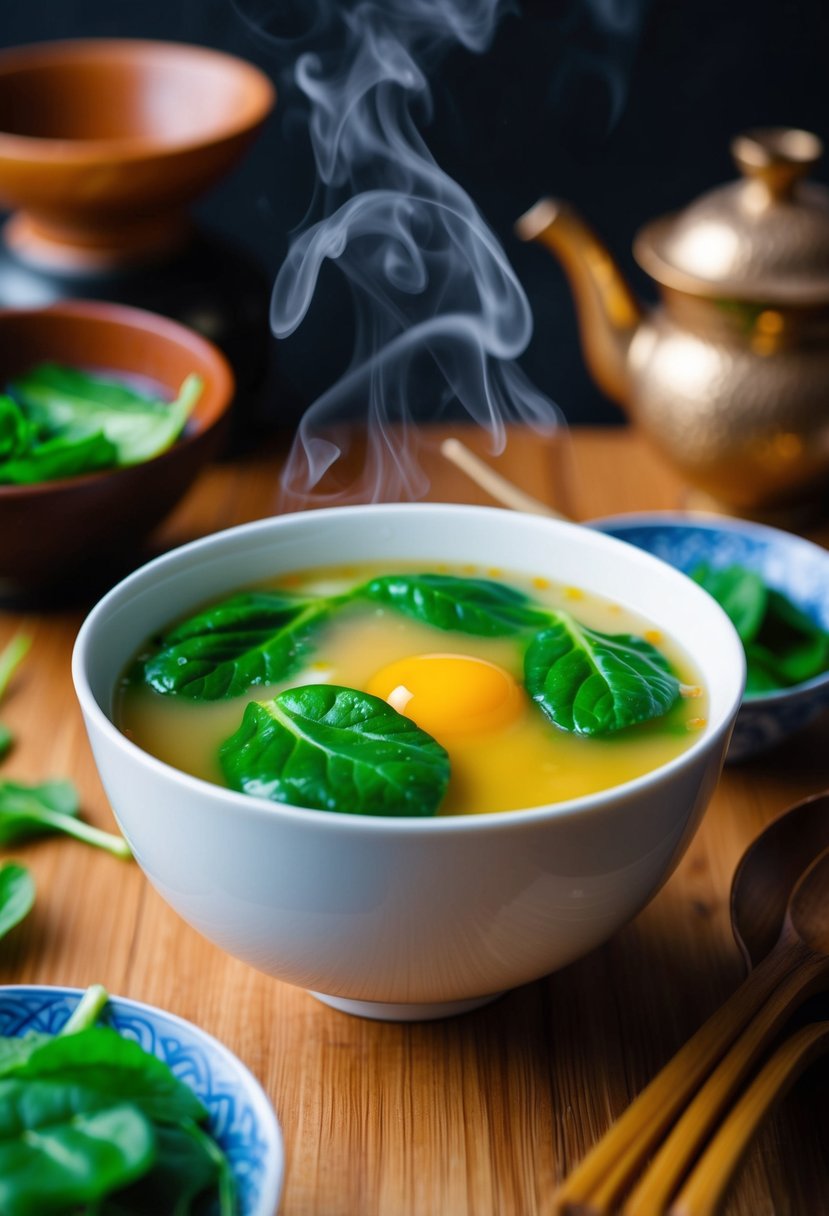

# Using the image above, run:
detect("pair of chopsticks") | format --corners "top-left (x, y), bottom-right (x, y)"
top-left (550, 957), bottom-right (829, 1216)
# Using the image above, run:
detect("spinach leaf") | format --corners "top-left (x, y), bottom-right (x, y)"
top-left (525, 612), bottom-right (681, 735)
top-left (0, 425), bottom-right (118, 484)
top-left (4, 1028), bottom-right (206, 1125)
top-left (362, 573), bottom-right (551, 635)
top-left (142, 591), bottom-right (331, 700)
top-left (10, 364), bottom-right (202, 466)
top-left (0, 1080), bottom-right (155, 1216)
top-left (220, 684), bottom-right (450, 816)
top-left (0, 986), bottom-right (238, 1216)
top-left (0, 635), bottom-right (31, 760)
top-left (0, 1035), bottom-right (51, 1077)
top-left (690, 562), bottom-right (767, 643)
top-left (100, 1120), bottom-right (229, 1216)
top-left (692, 563), bottom-right (829, 691)
top-left (0, 863), bottom-right (34, 942)
top-left (0, 396), bottom-right (34, 462)
top-left (0, 778), bottom-right (131, 859)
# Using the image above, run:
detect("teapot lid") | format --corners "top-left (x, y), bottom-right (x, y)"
top-left (634, 128), bottom-right (829, 303)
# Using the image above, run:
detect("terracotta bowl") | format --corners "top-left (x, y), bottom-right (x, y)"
top-left (0, 300), bottom-right (234, 594)
top-left (0, 39), bottom-right (276, 268)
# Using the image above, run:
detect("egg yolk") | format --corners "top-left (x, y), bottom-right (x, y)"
top-left (366, 653), bottom-right (523, 740)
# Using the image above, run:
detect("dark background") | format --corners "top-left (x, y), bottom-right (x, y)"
top-left (1, 0), bottom-right (828, 429)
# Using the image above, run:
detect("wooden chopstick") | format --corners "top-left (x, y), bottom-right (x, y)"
top-left (439, 437), bottom-right (570, 520)
top-left (669, 1021), bottom-right (829, 1216)
top-left (621, 953), bottom-right (829, 1214)
top-left (551, 938), bottom-right (823, 1213)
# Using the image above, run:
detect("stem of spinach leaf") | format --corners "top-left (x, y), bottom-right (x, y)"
top-left (18, 799), bottom-right (132, 859)
top-left (61, 984), bottom-right (110, 1036)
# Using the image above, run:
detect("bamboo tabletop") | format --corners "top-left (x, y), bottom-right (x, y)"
top-left (2, 423), bottom-right (829, 1216)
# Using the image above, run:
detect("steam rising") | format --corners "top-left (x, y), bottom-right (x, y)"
top-left (256, 0), bottom-right (561, 506)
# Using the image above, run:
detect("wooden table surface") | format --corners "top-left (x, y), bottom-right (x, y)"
top-left (2, 423), bottom-right (829, 1216)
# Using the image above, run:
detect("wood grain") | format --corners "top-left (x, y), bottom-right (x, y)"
top-left (1, 423), bottom-right (828, 1216)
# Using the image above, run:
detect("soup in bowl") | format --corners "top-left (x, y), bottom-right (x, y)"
top-left (72, 504), bottom-right (745, 1020)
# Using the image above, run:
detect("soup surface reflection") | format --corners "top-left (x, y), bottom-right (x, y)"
top-left (116, 562), bottom-right (708, 815)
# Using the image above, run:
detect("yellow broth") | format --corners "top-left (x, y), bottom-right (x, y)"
top-left (116, 562), bottom-right (708, 816)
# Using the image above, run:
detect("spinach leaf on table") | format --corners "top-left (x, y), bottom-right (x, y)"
top-left (0, 634), bottom-right (32, 759)
top-left (220, 684), bottom-right (450, 816)
top-left (525, 611), bottom-right (680, 736)
top-left (0, 778), bottom-right (131, 858)
top-left (0, 862), bottom-right (34, 942)
top-left (362, 572), bottom-right (551, 635)
top-left (10, 364), bottom-right (202, 467)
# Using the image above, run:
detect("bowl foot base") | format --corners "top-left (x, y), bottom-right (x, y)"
top-left (308, 990), bottom-right (504, 1021)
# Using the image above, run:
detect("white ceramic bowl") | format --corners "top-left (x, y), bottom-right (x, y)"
top-left (72, 505), bottom-right (745, 1021)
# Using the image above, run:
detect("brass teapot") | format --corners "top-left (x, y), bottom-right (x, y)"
top-left (517, 128), bottom-right (829, 518)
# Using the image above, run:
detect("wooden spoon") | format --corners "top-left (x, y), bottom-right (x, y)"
top-left (552, 795), bottom-right (829, 1215)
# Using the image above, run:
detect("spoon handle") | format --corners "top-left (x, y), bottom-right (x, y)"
top-left (551, 940), bottom-right (810, 1215)
top-left (668, 1020), bottom-right (829, 1216)
top-left (622, 952), bottom-right (829, 1213)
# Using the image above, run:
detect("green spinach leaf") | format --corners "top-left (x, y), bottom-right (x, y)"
top-left (0, 1080), bottom-right (155, 1216)
top-left (10, 364), bottom-right (202, 466)
top-left (0, 1035), bottom-right (51, 1078)
top-left (0, 778), bottom-right (131, 859)
top-left (692, 563), bottom-right (829, 692)
top-left (0, 425), bottom-right (118, 484)
top-left (100, 1119), bottom-right (229, 1216)
top-left (362, 572), bottom-right (551, 635)
top-left (0, 863), bottom-right (34, 942)
top-left (525, 611), bottom-right (681, 735)
top-left (142, 591), bottom-right (331, 699)
top-left (4, 1028), bottom-right (206, 1125)
top-left (0, 396), bottom-right (34, 462)
top-left (220, 684), bottom-right (450, 816)
top-left (690, 562), bottom-right (767, 643)
top-left (0, 635), bottom-right (31, 760)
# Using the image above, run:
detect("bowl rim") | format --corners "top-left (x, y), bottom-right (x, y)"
top-left (0, 298), bottom-right (234, 499)
top-left (0, 982), bottom-right (284, 1216)
top-left (0, 38), bottom-right (276, 163)
top-left (590, 509), bottom-right (829, 705)
top-left (73, 503), bottom-right (746, 833)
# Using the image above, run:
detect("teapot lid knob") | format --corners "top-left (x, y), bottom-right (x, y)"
top-left (731, 127), bottom-right (823, 199)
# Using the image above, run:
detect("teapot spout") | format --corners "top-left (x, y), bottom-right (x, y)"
top-left (516, 199), bottom-right (642, 408)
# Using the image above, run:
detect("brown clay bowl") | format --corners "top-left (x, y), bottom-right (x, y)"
top-left (0, 39), bottom-right (276, 268)
top-left (0, 300), bottom-right (234, 594)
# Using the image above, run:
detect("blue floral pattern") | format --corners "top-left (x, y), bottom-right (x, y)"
top-left (594, 514), bottom-right (829, 760)
top-left (0, 986), bottom-right (283, 1216)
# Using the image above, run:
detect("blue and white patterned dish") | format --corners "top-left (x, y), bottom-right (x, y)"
top-left (0, 985), bottom-right (284, 1216)
top-left (591, 512), bottom-right (829, 761)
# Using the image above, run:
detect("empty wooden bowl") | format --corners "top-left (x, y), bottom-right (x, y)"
top-left (0, 300), bottom-right (234, 594)
top-left (0, 39), bottom-right (276, 268)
